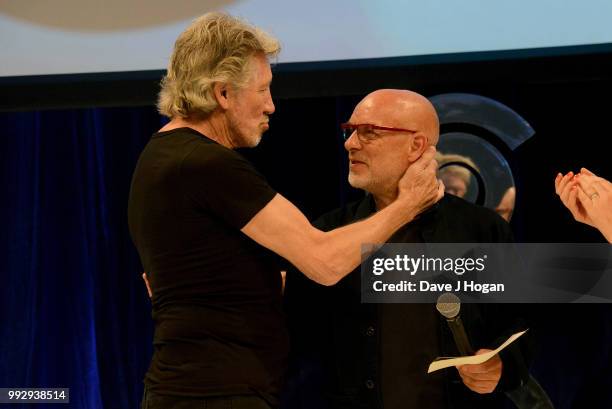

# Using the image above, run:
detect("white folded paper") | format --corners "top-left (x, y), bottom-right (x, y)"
top-left (427, 329), bottom-right (528, 374)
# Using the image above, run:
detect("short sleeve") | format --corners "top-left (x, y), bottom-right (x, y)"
top-left (180, 143), bottom-right (277, 229)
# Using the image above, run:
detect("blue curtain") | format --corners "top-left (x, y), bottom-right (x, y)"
top-left (1, 102), bottom-right (611, 409)
top-left (0, 107), bottom-right (162, 408)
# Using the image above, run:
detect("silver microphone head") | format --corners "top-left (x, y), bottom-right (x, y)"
top-left (436, 292), bottom-right (461, 319)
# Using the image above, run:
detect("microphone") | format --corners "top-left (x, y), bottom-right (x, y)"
top-left (436, 292), bottom-right (474, 356)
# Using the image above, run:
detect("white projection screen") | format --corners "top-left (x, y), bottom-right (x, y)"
top-left (2, 0), bottom-right (612, 79)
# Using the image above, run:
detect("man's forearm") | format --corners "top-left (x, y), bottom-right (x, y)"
top-left (312, 198), bottom-right (420, 285)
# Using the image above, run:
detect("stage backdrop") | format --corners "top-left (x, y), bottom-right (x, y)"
top-left (1, 88), bottom-right (611, 408)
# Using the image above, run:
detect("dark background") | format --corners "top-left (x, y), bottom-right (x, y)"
top-left (1, 46), bottom-right (611, 408)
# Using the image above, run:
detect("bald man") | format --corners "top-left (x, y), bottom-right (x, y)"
top-left (284, 90), bottom-right (528, 409)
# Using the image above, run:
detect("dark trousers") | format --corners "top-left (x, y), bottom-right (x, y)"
top-left (141, 387), bottom-right (273, 409)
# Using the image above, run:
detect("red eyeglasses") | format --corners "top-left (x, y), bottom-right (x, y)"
top-left (340, 123), bottom-right (417, 142)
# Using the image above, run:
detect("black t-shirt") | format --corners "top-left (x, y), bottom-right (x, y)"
top-left (128, 127), bottom-right (289, 406)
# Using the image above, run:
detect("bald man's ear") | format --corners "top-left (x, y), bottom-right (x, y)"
top-left (407, 133), bottom-right (428, 162)
top-left (213, 82), bottom-right (230, 110)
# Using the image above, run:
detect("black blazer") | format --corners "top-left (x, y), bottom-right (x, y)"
top-left (282, 194), bottom-right (530, 409)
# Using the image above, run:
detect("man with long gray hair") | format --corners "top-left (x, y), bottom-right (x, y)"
top-left (128, 13), bottom-right (443, 409)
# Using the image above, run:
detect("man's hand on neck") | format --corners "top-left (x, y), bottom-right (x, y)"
top-left (394, 146), bottom-right (444, 217)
